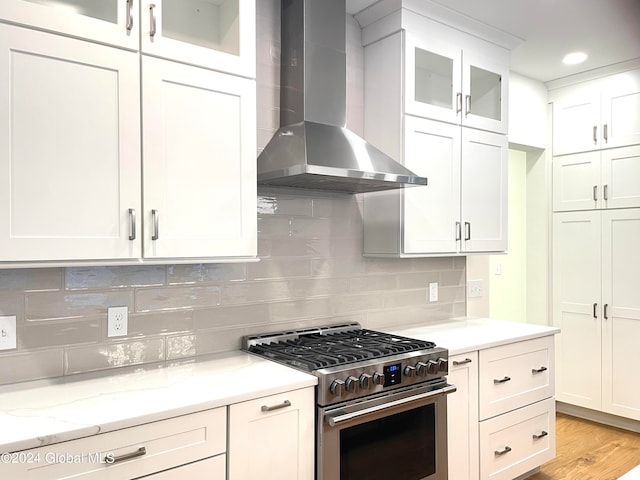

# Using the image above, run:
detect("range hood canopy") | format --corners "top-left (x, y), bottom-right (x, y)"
top-left (257, 0), bottom-right (428, 193)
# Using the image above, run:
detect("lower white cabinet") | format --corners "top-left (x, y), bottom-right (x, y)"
top-left (138, 455), bottom-right (226, 479)
top-left (449, 335), bottom-right (556, 480)
top-left (228, 388), bottom-right (315, 480)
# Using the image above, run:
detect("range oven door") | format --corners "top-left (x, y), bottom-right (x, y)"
top-left (318, 382), bottom-right (455, 480)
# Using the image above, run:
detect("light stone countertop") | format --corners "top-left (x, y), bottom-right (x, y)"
top-left (386, 317), bottom-right (560, 355)
top-left (0, 351), bottom-right (317, 453)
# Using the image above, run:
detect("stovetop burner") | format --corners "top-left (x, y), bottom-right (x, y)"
top-left (246, 326), bottom-right (436, 372)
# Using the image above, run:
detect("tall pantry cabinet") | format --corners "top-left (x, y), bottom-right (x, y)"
top-left (357, 4), bottom-right (510, 257)
top-left (551, 68), bottom-right (640, 421)
top-left (0, 0), bottom-right (256, 264)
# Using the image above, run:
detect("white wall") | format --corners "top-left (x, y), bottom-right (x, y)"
top-left (508, 72), bottom-right (548, 149)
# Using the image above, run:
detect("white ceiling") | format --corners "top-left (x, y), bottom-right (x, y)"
top-left (346, 0), bottom-right (640, 83)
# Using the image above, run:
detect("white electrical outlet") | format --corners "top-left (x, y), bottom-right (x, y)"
top-left (0, 315), bottom-right (17, 350)
top-left (429, 282), bottom-right (438, 302)
top-left (468, 279), bottom-right (484, 298)
top-left (107, 306), bottom-right (128, 337)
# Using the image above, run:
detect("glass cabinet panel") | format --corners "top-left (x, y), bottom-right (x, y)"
top-left (162, 0), bottom-right (240, 56)
top-left (25, 0), bottom-right (117, 24)
top-left (414, 47), bottom-right (453, 110)
top-left (469, 65), bottom-right (501, 121)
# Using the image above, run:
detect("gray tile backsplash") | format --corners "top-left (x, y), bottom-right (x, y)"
top-left (0, 2), bottom-right (466, 385)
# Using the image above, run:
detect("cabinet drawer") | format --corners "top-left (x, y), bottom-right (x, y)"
top-left (5, 408), bottom-right (226, 480)
top-left (138, 454), bottom-right (225, 479)
top-left (479, 336), bottom-right (554, 419)
top-left (480, 398), bottom-right (556, 480)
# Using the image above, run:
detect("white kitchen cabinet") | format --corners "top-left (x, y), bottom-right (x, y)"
top-left (137, 456), bottom-right (225, 479)
top-left (447, 352), bottom-right (479, 480)
top-left (0, 0), bottom-right (139, 50)
top-left (228, 387), bottom-right (315, 480)
top-left (363, 116), bottom-right (507, 256)
top-left (553, 145), bottom-right (640, 211)
top-left (139, 0), bottom-right (255, 77)
top-left (142, 56), bottom-right (256, 259)
top-left (0, 23), bottom-right (141, 262)
top-left (4, 408), bottom-right (227, 479)
top-left (551, 69), bottom-right (640, 156)
top-left (553, 208), bottom-right (640, 421)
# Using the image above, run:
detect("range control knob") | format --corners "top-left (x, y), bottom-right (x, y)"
top-left (427, 360), bottom-right (439, 374)
top-left (404, 365), bottom-right (416, 377)
top-left (359, 373), bottom-right (373, 390)
top-left (345, 376), bottom-right (359, 393)
top-left (415, 361), bottom-right (428, 376)
top-left (437, 358), bottom-right (449, 373)
top-left (330, 379), bottom-right (345, 396)
top-left (373, 372), bottom-right (385, 385)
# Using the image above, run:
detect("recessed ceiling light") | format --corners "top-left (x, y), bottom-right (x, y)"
top-left (562, 52), bottom-right (588, 65)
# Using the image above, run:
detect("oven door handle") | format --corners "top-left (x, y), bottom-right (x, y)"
top-left (325, 384), bottom-right (456, 427)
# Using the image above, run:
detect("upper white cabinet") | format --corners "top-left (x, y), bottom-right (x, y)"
top-left (404, 19), bottom-right (508, 134)
top-left (0, 0), bottom-right (256, 77)
top-left (553, 145), bottom-right (640, 211)
top-left (551, 69), bottom-right (640, 156)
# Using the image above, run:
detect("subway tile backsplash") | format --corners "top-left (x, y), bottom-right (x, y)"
top-left (0, 2), bottom-right (466, 385)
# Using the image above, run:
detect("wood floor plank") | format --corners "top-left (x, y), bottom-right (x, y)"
top-left (527, 413), bottom-right (640, 480)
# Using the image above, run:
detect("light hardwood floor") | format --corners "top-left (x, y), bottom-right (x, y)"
top-left (527, 413), bottom-right (640, 480)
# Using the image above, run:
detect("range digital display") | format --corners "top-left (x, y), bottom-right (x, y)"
top-left (383, 363), bottom-right (402, 387)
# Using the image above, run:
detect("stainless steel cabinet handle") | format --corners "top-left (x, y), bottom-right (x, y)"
top-left (604, 184), bottom-right (609, 201)
top-left (604, 303), bottom-right (609, 320)
top-left (464, 222), bottom-right (471, 241)
top-left (465, 94), bottom-right (471, 117)
top-left (604, 124), bottom-right (608, 142)
top-left (261, 400), bottom-right (291, 412)
top-left (151, 209), bottom-right (159, 240)
top-left (493, 376), bottom-right (511, 384)
top-left (456, 92), bottom-right (462, 114)
top-left (593, 125), bottom-right (597, 144)
top-left (593, 302), bottom-right (598, 319)
top-left (455, 221), bottom-right (461, 241)
top-left (593, 185), bottom-right (598, 201)
top-left (149, 3), bottom-right (157, 37)
top-left (494, 446), bottom-right (512, 456)
top-left (126, 0), bottom-right (134, 31)
top-left (105, 446), bottom-right (146, 465)
top-left (533, 431), bottom-right (548, 440)
top-left (532, 366), bottom-right (548, 374)
top-left (128, 208), bottom-right (136, 241)
top-left (453, 358), bottom-right (472, 366)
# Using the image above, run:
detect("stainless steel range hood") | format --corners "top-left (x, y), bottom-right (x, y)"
top-left (257, 0), bottom-right (428, 194)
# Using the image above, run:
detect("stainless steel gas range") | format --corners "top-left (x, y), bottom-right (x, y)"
top-left (243, 323), bottom-right (455, 480)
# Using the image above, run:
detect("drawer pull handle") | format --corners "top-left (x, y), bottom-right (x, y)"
top-left (453, 358), bottom-right (472, 366)
top-left (532, 366), bottom-right (548, 374)
top-left (494, 446), bottom-right (512, 456)
top-left (493, 376), bottom-right (511, 384)
top-left (261, 400), bottom-right (291, 412)
top-left (533, 430), bottom-right (549, 440)
top-left (106, 446), bottom-right (146, 465)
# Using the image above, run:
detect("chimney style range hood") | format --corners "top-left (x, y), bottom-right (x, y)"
top-left (257, 0), bottom-right (428, 194)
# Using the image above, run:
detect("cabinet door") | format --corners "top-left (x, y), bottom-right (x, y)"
top-left (403, 117), bottom-right (460, 254)
top-left (552, 211), bottom-right (602, 409)
top-left (0, 0), bottom-right (138, 50)
top-left (460, 129), bottom-right (508, 252)
top-left (601, 208), bottom-right (640, 421)
top-left (601, 69), bottom-right (640, 149)
top-left (404, 28), bottom-right (462, 125)
top-left (0, 24), bottom-right (141, 262)
top-left (552, 152), bottom-right (601, 211)
top-left (552, 84), bottom-right (601, 155)
top-left (140, 0), bottom-right (255, 78)
top-left (601, 145), bottom-right (640, 209)
top-left (142, 56), bottom-right (256, 259)
top-left (462, 48), bottom-right (509, 134)
top-left (448, 352), bottom-right (479, 480)
top-left (228, 388), bottom-right (315, 480)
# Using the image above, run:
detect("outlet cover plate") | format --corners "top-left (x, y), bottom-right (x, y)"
top-left (107, 306), bottom-right (128, 337)
top-left (0, 315), bottom-right (17, 350)
top-left (429, 282), bottom-right (438, 302)
top-left (468, 279), bottom-right (484, 298)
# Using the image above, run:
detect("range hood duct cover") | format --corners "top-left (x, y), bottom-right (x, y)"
top-left (257, 0), bottom-right (428, 193)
